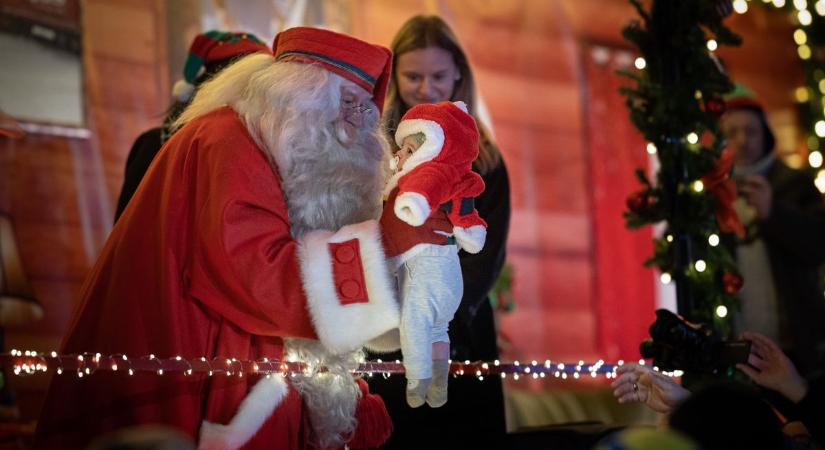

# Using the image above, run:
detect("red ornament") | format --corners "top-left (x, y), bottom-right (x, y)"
top-left (627, 190), bottom-right (652, 213)
top-left (706, 98), bottom-right (727, 117)
top-left (722, 271), bottom-right (744, 294)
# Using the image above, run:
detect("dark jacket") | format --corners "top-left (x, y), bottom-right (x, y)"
top-left (368, 160), bottom-right (511, 449)
top-left (114, 127), bottom-right (163, 222)
top-left (759, 160), bottom-right (825, 375)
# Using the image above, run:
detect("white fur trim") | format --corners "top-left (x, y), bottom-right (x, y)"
top-left (364, 328), bottom-right (401, 353)
top-left (172, 79), bottom-right (195, 102)
top-left (384, 119), bottom-right (445, 195)
top-left (453, 101), bottom-right (468, 113)
top-left (297, 219), bottom-right (400, 354)
top-left (453, 225), bottom-right (486, 254)
top-left (394, 191), bottom-right (430, 227)
top-left (198, 376), bottom-right (289, 450)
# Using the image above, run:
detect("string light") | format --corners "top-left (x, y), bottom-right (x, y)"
top-left (695, 259), bottom-right (707, 272)
top-left (773, 0), bottom-right (786, 7)
top-left (794, 0), bottom-right (808, 10)
top-left (708, 234), bottom-right (720, 247)
top-left (666, 234), bottom-right (674, 242)
top-left (796, 86), bottom-right (810, 103)
top-left (816, 0), bottom-right (825, 15)
top-left (809, 151), bottom-right (823, 168)
top-left (794, 29), bottom-right (808, 45)
top-left (798, 9), bottom-right (813, 25)
top-left (660, 272), bottom-right (672, 284)
top-left (733, 0), bottom-right (749, 13)
top-left (816, 120), bottom-right (825, 137)
top-left (715, 305), bottom-right (729, 318)
top-left (686, 132), bottom-right (699, 144)
top-left (634, 57), bottom-right (646, 70)
top-left (692, 180), bottom-right (705, 192)
top-left (646, 143), bottom-right (657, 154)
top-left (706, 39), bottom-right (718, 51)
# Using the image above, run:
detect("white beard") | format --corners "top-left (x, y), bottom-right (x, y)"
top-left (275, 120), bottom-right (388, 449)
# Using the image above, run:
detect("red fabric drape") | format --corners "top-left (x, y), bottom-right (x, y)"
top-left (583, 48), bottom-right (656, 361)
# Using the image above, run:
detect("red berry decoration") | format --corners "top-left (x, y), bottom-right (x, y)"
top-left (722, 271), bottom-right (744, 294)
top-left (705, 97), bottom-right (726, 117)
top-left (627, 190), bottom-right (650, 213)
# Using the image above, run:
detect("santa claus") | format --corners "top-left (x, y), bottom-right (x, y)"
top-left (35, 27), bottom-right (400, 450)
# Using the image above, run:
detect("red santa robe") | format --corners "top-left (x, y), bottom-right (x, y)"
top-left (34, 107), bottom-right (398, 449)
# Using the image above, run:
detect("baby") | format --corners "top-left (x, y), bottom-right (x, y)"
top-left (380, 101), bottom-right (487, 408)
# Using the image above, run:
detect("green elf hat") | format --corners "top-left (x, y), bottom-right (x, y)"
top-left (172, 30), bottom-right (269, 102)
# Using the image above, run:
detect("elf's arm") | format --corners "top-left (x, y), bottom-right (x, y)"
top-left (394, 162), bottom-right (459, 226)
top-left (449, 172), bottom-right (487, 254)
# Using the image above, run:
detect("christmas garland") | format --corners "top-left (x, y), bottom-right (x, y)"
top-left (620, 0), bottom-right (743, 330)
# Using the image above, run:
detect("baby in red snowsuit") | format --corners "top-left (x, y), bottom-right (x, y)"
top-left (380, 101), bottom-right (487, 408)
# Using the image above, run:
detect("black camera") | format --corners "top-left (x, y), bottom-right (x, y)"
top-left (640, 309), bottom-right (751, 374)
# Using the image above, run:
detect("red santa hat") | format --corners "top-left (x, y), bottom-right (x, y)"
top-left (393, 101), bottom-right (479, 174)
top-left (272, 27), bottom-right (392, 114)
top-left (172, 30), bottom-right (269, 102)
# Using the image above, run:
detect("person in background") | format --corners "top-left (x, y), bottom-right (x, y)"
top-left (613, 331), bottom-right (823, 448)
top-left (368, 14), bottom-right (511, 448)
top-left (721, 86), bottom-right (825, 376)
top-left (114, 30), bottom-right (269, 222)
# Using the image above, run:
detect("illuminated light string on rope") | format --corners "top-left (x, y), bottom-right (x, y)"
top-left (1, 350), bottom-right (683, 381)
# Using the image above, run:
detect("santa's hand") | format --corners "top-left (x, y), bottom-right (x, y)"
top-left (394, 192), bottom-right (431, 226)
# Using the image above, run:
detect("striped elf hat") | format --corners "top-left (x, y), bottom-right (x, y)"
top-left (172, 30), bottom-right (269, 102)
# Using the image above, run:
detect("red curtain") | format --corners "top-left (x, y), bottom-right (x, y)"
top-left (583, 47), bottom-right (656, 361)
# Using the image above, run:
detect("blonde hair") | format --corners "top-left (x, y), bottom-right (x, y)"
top-left (384, 15), bottom-right (501, 174)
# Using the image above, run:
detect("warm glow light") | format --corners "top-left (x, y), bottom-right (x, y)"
top-left (816, 0), bottom-right (825, 15)
top-left (666, 234), bottom-right (674, 242)
top-left (687, 132), bottom-right (699, 144)
top-left (794, 29), bottom-right (808, 45)
top-left (773, 0), bottom-right (787, 6)
top-left (708, 234), bottom-right (720, 247)
top-left (799, 9), bottom-right (813, 25)
top-left (635, 57), bottom-right (646, 70)
top-left (733, 0), bottom-right (749, 13)
top-left (796, 86), bottom-right (810, 103)
top-left (820, 79), bottom-right (825, 94)
top-left (809, 151), bottom-right (823, 168)
top-left (816, 120), bottom-right (825, 137)
top-left (716, 305), bottom-right (729, 318)
top-left (799, 45), bottom-right (812, 60)
top-left (693, 180), bottom-right (705, 192)
top-left (660, 272), bottom-right (672, 284)
top-left (647, 142), bottom-right (657, 154)
top-left (707, 39), bottom-right (718, 51)
top-left (695, 260), bottom-right (707, 272)
top-left (794, 0), bottom-right (808, 10)
top-left (816, 171), bottom-right (825, 193)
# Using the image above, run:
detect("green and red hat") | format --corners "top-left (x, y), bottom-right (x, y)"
top-left (272, 27), bottom-right (392, 114)
top-left (173, 30), bottom-right (269, 101)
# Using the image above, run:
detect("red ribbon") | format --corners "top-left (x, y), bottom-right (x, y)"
top-left (701, 148), bottom-right (744, 238)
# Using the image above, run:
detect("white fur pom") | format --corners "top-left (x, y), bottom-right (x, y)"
top-left (453, 101), bottom-right (469, 113)
top-left (198, 376), bottom-right (289, 450)
top-left (394, 192), bottom-right (430, 226)
top-left (453, 225), bottom-right (486, 254)
top-left (172, 79), bottom-right (195, 103)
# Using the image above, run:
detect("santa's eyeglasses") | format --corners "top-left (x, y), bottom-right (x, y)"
top-left (342, 99), bottom-right (372, 115)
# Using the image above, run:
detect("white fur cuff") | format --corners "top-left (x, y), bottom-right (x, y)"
top-left (297, 220), bottom-right (400, 354)
top-left (453, 225), bottom-right (486, 254)
top-left (198, 376), bottom-right (289, 450)
top-left (394, 192), bottom-right (431, 226)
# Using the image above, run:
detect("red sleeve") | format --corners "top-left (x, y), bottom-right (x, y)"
top-left (397, 162), bottom-right (460, 209)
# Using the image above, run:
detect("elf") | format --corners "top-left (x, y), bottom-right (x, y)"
top-left (380, 101), bottom-right (487, 408)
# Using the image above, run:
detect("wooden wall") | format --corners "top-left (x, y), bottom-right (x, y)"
top-left (0, 0), bottom-right (167, 420)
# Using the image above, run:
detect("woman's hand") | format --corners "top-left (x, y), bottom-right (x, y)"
top-left (611, 363), bottom-right (690, 414)
top-left (736, 331), bottom-right (808, 403)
